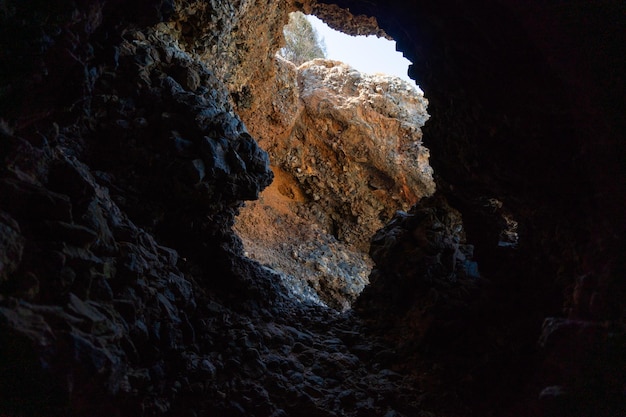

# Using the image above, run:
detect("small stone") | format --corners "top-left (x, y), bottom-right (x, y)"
top-left (172, 132), bottom-right (195, 157)
top-left (184, 67), bottom-right (201, 92)
top-left (133, 117), bottom-right (148, 128)
top-left (200, 358), bottom-right (217, 377)
top-left (337, 389), bottom-right (357, 406)
top-left (288, 371), bottom-right (304, 384)
top-left (306, 374), bottom-right (325, 387)
top-left (115, 119), bottom-right (131, 129)
top-left (201, 136), bottom-right (230, 175)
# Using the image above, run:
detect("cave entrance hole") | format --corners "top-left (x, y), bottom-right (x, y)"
top-left (234, 11), bottom-right (435, 311)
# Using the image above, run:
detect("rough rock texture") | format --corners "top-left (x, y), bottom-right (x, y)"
top-left (0, 0), bottom-right (624, 417)
top-left (311, 3), bottom-right (389, 38)
top-left (290, 59), bottom-right (434, 249)
top-left (243, 56), bottom-right (304, 147)
top-left (235, 58), bottom-right (434, 309)
top-left (234, 165), bottom-right (374, 311)
top-left (165, 0), bottom-right (296, 97)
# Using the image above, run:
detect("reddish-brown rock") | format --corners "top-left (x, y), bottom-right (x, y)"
top-left (235, 58), bottom-right (434, 308)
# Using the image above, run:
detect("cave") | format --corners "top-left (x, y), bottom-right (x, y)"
top-left (0, 1), bottom-right (624, 417)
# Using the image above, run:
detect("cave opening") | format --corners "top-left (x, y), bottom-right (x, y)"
top-left (233, 11), bottom-right (436, 311)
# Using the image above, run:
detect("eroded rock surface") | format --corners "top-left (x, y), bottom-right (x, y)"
top-left (291, 59), bottom-right (434, 248)
top-left (236, 58), bottom-right (434, 309)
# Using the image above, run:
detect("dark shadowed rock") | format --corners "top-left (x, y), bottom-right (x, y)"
top-left (0, 0), bottom-right (623, 416)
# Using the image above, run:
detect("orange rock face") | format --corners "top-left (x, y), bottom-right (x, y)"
top-left (236, 58), bottom-right (434, 308)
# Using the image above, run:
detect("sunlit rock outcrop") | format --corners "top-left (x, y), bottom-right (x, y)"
top-left (297, 59), bottom-right (433, 242)
top-left (236, 58), bottom-right (435, 309)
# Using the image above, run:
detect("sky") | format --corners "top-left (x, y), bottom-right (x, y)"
top-left (306, 15), bottom-right (415, 85)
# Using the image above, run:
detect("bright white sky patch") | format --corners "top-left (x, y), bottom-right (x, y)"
top-left (307, 15), bottom-right (415, 85)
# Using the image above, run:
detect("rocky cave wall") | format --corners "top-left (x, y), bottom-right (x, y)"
top-left (0, 0), bottom-right (625, 417)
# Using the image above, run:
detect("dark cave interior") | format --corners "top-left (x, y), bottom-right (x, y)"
top-left (0, 0), bottom-right (624, 416)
